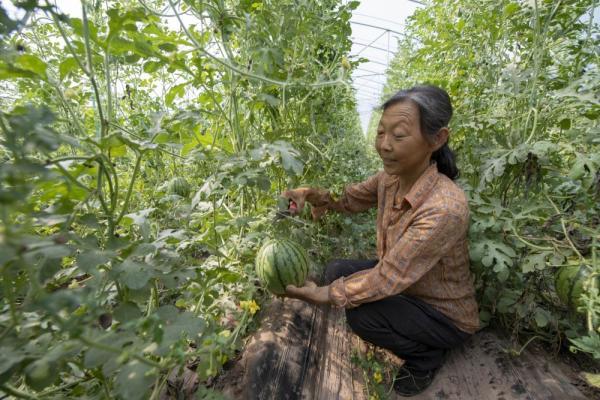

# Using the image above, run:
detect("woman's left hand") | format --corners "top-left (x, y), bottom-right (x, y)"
top-left (284, 281), bottom-right (331, 305)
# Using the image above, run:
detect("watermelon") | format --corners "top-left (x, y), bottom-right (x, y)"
top-left (168, 177), bottom-right (190, 197)
top-left (255, 239), bottom-right (309, 295)
top-left (555, 264), bottom-right (597, 311)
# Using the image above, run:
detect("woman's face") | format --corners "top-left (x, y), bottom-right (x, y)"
top-left (375, 100), bottom-right (436, 176)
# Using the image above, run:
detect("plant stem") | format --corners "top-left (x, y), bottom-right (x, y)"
top-left (510, 225), bottom-right (553, 251)
top-left (104, 51), bottom-right (113, 125)
top-left (96, 164), bottom-right (113, 233)
top-left (586, 236), bottom-right (598, 332)
top-left (114, 152), bottom-right (143, 226)
top-left (53, 162), bottom-right (92, 192)
top-left (81, 1), bottom-right (107, 138)
top-left (99, 154), bottom-right (119, 212)
top-left (524, 107), bottom-right (538, 144)
top-left (515, 335), bottom-right (541, 356)
top-left (47, 156), bottom-right (94, 163)
top-left (544, 193), bottom-right (584, 261)
top-left (148, 374), bottom-right (168, 400)
top-left (38, 380), bottom-right (83, 396)
top-left (46, 5), bottom-right (88, 76)
top-left (0, 384), bottom-right (38, 400)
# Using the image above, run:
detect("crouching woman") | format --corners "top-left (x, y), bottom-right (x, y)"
top-left (282, 85), bottom-right (479, 397)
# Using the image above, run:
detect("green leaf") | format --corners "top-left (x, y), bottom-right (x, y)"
top-left (76, 250), bottom-right (114, 273)
top-left (154, 306), bottom-right (205, 353)
top-left (114, 302), bottom-right (142, 322)
top-left (69, 18), bottom-right (98, 42)
top-left (79, 214), bottom-right (100, 228)
top-left (263, 141), bottom-right (304, 176)
top-left (116, 135), bottom-right (158, 151)
top-left (258, 93), bottom-right (280, 107)
top-left (143, 60), bottom-right (162, 73)
top-left (0, 244), bottom-right (16, 265)
top-left (107, 7), bottom-right (151, 42)
top-left (529, 141), bottom-right (557, 160)
top-left (130, 243), bottom-right (156, 257)
top-left (504, 3), bottom-right (520, 16)
top-left (114, 360), bottom-right (155, 400)
top-left (39, 258), bottom-right (62, 283)
top-left (110, 144), bottom-right (128, 157)
top-left (160, 268), bottom-right (196, 289)
top-left (472, 239), bottom-right (515, 276)
top-left (59, 57), bottom-right (80, 81)
top-left (569, 153), bottom-right (594, 180)
top-left (123, 207), bottom-right (155, 227)
top-left (347, 1), bottom-right (361, 10)
top-left (569, 331), bottom-right (600, 359)
top-left (534, 307), bottom-right (550, 327)
top-left (522, 251), bottom-right (549, 273)
top-left (0, 347), bottom-right (27, 377)
top-left (100, 133), bottom-right (126, 151)
top-left (27, 244), bottom-right (72, 260)
top-left (83, 346), bottom-right (112, 369)
top-left (158, 42), bottom-right (177, 52)
top-left (152, 132), bottom-right (170, 144)
top-left (24, 358), bottom-right (57, 391)
top-left (115, 259), bottom-right (153, 289)
top-left (15, 54), bottom-right (47, 79)
top-left (0, 61), bottom-right (35, 80)
top-left (110, 36), bottom-right (136, 54)
top-left (165, 83), bottom-right (186, 107)
top-left (496, 290), bottom-right (520, 313)
top-left (479, 154), bottom-right (507, 186)
top-left (84, 333), bottom-right (137, 369)
top-left (559, 118), bottom-right (571, 130)
top-left (582, 372), bottom-right (600, 388)
top-left (133, 38), bottom-right (155, 57)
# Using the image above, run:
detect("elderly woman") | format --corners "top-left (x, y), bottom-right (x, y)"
top-left (282, 85), bottom-right (479, 396)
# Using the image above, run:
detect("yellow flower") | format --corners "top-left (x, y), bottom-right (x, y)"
top-left (240, 300), bottom-right (260, 315)
top-left (219, 329), bottom-right (231, 338)
top-left (68, 279), bottom-right (80, 289)
top-left (373, 371), bottom-right (383, 384)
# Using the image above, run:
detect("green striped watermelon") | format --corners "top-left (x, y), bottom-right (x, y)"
top-left (555, 264), bottom-right (597, 311)
top-left (168, 177), bottom-right (191, 197)
top-left (255, 239), bottom-right (309, 295)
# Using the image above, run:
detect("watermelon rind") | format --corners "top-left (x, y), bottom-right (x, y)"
top-left (168, 177), bottom-right (191, 197)
top-left (555, 264), bottom-right (595, 311)
top-left (255, 239), bottom-right (309, 295)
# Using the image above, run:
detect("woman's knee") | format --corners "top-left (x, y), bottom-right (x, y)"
top-left (346, 308), bottom-right (428, 356)
top-left (345, 307), bottom-right (373, 337)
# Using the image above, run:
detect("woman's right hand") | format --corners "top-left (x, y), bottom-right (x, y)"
top-left (281, 188), bottom-right (330, 219)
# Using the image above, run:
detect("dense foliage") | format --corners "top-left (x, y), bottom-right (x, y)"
top-left (2, 0), bottom-right (598, 398)
top-left (374, 0), bottom-right (599, 362)
top-left (0, 0), bottom-right (378, 398)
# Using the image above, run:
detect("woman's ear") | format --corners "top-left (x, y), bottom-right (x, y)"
top-left (432, 127), bottom-right (449, 151)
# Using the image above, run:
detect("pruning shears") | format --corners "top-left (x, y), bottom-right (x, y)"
top-left (273, 197), bottom-right (299, 221)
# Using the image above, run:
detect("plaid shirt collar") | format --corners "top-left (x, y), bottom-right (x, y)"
top-left (383, 161), bottom-right (439, 210)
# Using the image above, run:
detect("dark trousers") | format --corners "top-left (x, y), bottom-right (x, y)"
top-left (324, 259), bottom-right (471, 372)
